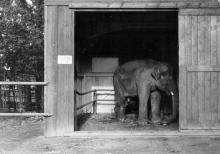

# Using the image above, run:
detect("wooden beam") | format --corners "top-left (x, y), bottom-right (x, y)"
top-left (158, 2), bottom-right (177, 8)
top-left (45, 0), bottom-right (220, 8)
top-left (45, 0), bottom-right (70, 6)
top-left (70, 2), bottom-right (110, 8)
top-left (77, 73), bottom-right (114, 77)
top-left (187, 66), bottom-right (220, 72)
top-left (0, 113), bottom-right (52, 116)
top-left (44, 6), bottom-right (58, 137)
top-left (0, 82), bottom-right (49, 86)
top-left (180, 9), bottom-right (220, 16)
top-left (97, 103), bottom-right (115, 105)
top-left (46, 1), bottom-right (220, 9)
top-left (122, 2), bottom-right (147, 8)
top-left (76, 101), bottom-right (95, 110)
top-left (75, 89), bottom-right (96, 95)
top-left (96, 99), bottom-right (115, 101)
top-left (63, 131), bottom-right (220, 138)
top-left (96, 93), bottom-right (115, 95)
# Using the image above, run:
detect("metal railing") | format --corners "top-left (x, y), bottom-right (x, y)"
top-left (74, 89), bottom-right (115, 131)
top-left (0, 82), bottom-right (52, 117)
top-left (74, 89), bottom-right (115, 113)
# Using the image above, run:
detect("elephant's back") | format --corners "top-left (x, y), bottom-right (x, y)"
top-left (114, 59), bottom-right (157, 76)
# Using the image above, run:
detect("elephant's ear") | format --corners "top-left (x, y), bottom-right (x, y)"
top-left (160, 64), bottom-right (170, 74)
top-left (151, 65), bottom-right (161, 80)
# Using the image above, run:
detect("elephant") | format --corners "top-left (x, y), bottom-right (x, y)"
top-left (150, 90), bottom-right (162, 123)
top-left (113, 59), bottom-right (178, 125)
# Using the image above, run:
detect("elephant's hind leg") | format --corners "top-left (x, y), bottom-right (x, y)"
top-left (113, 77), bottom-right (126, 122)
top-left (151, 90), bottom-right (161, 123)
top-left (137, 84), bottom-right (151, 126)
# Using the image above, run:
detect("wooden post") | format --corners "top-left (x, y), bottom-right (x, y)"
top-left (74, 91), bottom-right (77, 131)
top-left (93, 91), bottom-right (97, 114)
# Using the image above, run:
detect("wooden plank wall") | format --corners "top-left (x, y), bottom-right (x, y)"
top-left (75, 76), bottom-right (114, 114)
top-left (44, 6), bottom-right (75, 136)
top-left (179, 9), bottom-right (220, 131)
top-left (86, 77), bottom-right (115, 113)
top-left (45, 0), bottom-right (220, 8)
top-left (75, 56), bottom-right (116, 114)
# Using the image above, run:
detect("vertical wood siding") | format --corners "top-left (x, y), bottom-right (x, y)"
top-left (45, 6), bottom-right (75, 136)
top-left (179, 10), bottom-right (220, 130)
top-left (80, 76), bottom-right (115, 114)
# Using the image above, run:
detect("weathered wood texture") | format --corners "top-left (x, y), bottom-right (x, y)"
top-left (76, 75), bottom-right (115, 114)
top-left (64, 131), bottom-right (220, 138)
top-left (75, 57), bottom-right (117, 114)
top-left (44, 6), bottom-right (75, 136)
top-left (45, 0), bottom-right (220, 9)
top-left (179, 9), bottom-right (220, 131)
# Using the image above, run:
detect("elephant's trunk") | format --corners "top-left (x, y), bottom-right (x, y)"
top-left (166, 80), bottom-right (178, 123)
top-left (170, 91), bottom-right (178, 121)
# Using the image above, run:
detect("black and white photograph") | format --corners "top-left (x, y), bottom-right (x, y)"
top-left (0, 0), bottom-right (220, 153)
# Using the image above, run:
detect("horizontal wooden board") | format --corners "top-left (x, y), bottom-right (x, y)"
top-left (187, 66), bottom-right (220, 72)
top-left (186, 123), bottom-right (220, 130)
top-left (46, 0), bottom-right (220, 8)
top-left (0, 113), bottom-right (52, 116)
top-left (0, 82), bottom-right (49, 85)
top-left (64, 130), bottom-right (220, 138)
top-left (180, 9), bottom-right (220, 16)
top-left (69, 2), bottom-right (220, 9)
top-left (78, 73), bottom-right (114, 77)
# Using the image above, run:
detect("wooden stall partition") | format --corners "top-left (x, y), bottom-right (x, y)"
top-left (44, 6), bottom-right (75, 136)
top-left (86, 76), bottom-right (115, 113)
top-left (179, 9), bottom-right (220, 132)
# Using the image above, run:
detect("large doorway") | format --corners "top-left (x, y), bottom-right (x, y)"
top-left (74, 10), bottom-right (179, 131)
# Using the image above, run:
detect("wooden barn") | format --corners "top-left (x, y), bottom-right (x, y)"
top-left (44, 0), bottom-right (220, 136)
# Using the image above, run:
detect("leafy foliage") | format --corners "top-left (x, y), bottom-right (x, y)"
top-left (0, 0), bottom-right (44, 82)
top-left (0, 0), bottom-right (44, 112)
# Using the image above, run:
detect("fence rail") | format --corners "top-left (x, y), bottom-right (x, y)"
top-left (74, 89), bottom-right (115, 112)
top-left (0, 113), bottom-right (52, 116)
top-left (0, 82), bottom-right (51, 117)
top-left (0, 82), bottom-right (49, 86)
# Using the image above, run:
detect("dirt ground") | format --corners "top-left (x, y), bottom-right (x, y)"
top-left (77, 113), bottom-right (178, 131)
top-left (0, 114), bottom-right (220, 154)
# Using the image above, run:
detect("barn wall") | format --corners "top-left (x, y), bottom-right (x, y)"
top-left (179, 9), bottom-right (220, 131)
top-left (44, 6), bottom-right (75, 136)
top-left (45, 0), bottom-right (220, 8)
top-left (44, 0), bottom-right (220, 136)
top-left (77, 56), bottom-right (116, 114)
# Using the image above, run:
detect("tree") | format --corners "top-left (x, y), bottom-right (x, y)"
top-left (0, 0), bottom-right (44, 112)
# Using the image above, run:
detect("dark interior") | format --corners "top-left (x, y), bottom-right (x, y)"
top-left (75, 11), bottom-right (178, 76)
top-left (75, 11), bottom-right (179, 126)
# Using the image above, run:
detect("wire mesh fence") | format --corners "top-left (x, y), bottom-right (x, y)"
top-left (0, 85), bottom-right (44, 113)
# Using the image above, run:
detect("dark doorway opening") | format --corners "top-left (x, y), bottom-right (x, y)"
top-left (75, 10), bottom-right (179, 131)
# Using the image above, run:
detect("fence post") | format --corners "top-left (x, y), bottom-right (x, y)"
top-left (93, 90), bottom-right (97, 114)
top-left (74, 91), bottom-right (77, 131)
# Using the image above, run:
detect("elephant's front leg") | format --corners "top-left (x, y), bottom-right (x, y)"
top-left (138, 85), bottom-right (151, 126)
top-left (115, 104), bottom-right (125, 122)
top-left (151, 90), bottom-right (161, 123)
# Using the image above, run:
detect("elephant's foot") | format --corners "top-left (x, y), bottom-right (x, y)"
top-left (117, 112), bottom-right (125, 122)
top-left (118, 117), bottom-right (125, 122)
top-left (162, 115), bottom-right (176, 123)
top-left (138, 118), bottom-right (150, 126)
top-left (115, 106), bottom-right (125, 122)
top-left (151, 116), bottom-right (161, 124)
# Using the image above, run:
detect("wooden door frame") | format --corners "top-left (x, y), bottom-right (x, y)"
top-left (178, 8), bottom-right (220, 132)
top-left (45, 0), bottom-right (220, 137)
top-left (71, 7), bottom-right (179, 129)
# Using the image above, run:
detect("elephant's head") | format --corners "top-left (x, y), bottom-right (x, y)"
top-left (151, 62), bottom-right (178, 122)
